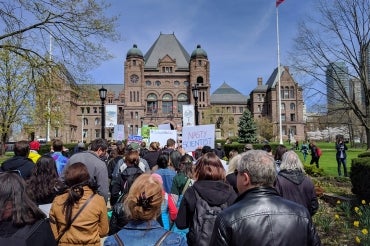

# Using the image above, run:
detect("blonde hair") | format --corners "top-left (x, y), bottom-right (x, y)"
top-left (123, 173), bottom-right (163, 221)
top-left (227, 153), bottom-right (242, 175)
top-left (280, 150), bottom-right (305, 173)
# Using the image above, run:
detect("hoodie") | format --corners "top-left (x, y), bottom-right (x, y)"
top-left (1, 156), bottom-right (34, 179)
top-left (275, 170), bottom-right (319, 216)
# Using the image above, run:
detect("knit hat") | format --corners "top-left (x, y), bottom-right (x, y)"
top-left (29, 141), bottom-right (40, 151)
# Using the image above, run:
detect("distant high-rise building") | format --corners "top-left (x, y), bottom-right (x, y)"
top-left (326, 62), bottom-right (349, 110)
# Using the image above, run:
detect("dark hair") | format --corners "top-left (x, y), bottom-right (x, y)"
top-left (62, 162), bottom-right (96, 226)
top-left (14, 140), bottom-right (30, 157)
top-left (52, 139), bottom-right (64, 152)
top-left (90, 138), bottom-right (108, 152)
top-left (169, 150), bottom-right (181, 171)
top-left (157, 153), bottom-right (169, 169)
top-left (179, 154), bottom-right (194, 178)
top-left (201, 145), bottom-right (213, 154)
top-left (166, 138), bottom-right (176, 148)
top-left (125, 150), bottom-right (140, 166)
top-left (27, 155), bottom-right (59, 204)
top-left (262, 144), bottom-right (272, 153)
top-left (274, 145), bottom-right (288, 161)
top-left (0, 172), bottom-right (45, 225)
top-left (195, 152), bottom-right (225, 181)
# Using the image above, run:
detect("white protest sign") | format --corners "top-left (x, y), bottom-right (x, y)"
top-left (149, 129), bottom-right (178, 148)
top-left (182, 124), bottom-right (215, 152)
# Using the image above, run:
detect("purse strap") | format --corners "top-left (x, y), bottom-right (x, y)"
top-left (114, 233), bottom-right (124, 246)
top-left (155, 231), bottom-right (171, 246)
top-left (181, 178), bottom-right (192, 195)
top-left (56, 193), bottom-right (96, 242)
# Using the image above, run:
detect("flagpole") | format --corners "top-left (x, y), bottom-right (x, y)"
top-left (276, 4), bottom-right (283, 144)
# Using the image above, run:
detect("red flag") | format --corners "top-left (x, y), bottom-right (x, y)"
top-left (276, 0), bottom-right (285, 7)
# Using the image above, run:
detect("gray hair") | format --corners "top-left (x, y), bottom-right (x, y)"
top-left (227, 154), bottom-right (243, 175)
top-left (237, 150), bottom-right (276, 186)
top-left (280, 150), bottom-right (305, 173)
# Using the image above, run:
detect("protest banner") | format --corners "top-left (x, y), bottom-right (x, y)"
top-left (182, 124), bottom-right (215, 152)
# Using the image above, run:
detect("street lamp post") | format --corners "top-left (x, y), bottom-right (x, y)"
top-left (99, 86), bottom-right (107, 139)
top-left (192, 84), bottom-right (199, 125)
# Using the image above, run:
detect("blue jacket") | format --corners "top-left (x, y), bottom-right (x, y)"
top-left (104, 220), bottom-right (187, 246)
top-left (155, 168), bottom-right (176, 193)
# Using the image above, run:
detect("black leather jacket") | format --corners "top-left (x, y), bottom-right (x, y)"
top-left (210, 187), bottom-right (321, 246)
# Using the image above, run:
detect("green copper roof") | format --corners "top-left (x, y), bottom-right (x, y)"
top-left (126, 44), bottom-right (143, 58)
top-left (191, 44), bottom-right (208, 59)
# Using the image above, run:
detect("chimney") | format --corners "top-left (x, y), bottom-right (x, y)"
top-left (257, 77), bottom-right (263, 86)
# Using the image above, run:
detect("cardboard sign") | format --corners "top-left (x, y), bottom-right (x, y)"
top-left (182, 124), bottom-right (215, 152)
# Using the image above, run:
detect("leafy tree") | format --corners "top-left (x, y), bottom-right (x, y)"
top-left (0, 1), bottom-right (119, 152)
top-left (255, 117), bottom-right (274, 142)
top-left (291, 0), bottom-right (370, 149)
top-left (238, 110), bottom-right (257, 143)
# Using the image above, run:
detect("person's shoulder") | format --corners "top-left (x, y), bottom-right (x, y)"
top-left (164, 231), bottom-right (187, 245)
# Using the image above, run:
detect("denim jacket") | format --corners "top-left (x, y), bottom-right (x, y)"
top-left (104, 220), bottom-right (187, 246)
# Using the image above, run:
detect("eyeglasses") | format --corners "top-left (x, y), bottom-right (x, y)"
top-left (234, 168), bottom-right (251, 177)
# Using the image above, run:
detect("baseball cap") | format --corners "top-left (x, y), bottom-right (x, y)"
top-left (128, 142), bottom-right (140, 151)
top-left (29, 141), bottom-right (40, 151)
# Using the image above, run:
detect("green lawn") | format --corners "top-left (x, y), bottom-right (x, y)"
top-left (296, 142), bottom-right (366, 177)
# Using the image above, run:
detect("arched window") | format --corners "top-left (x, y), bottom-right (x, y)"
top-left (162, 93), bottom-right (173, 114)
top-left (290, 86), bottom-right (295, 98)
top-left (290, 103), bottom-right (295, 111)
top-left (177, 93), bottom-right (188, 113)
top-left (196, 76), bottom-right (204, 84)
top-left (146, 93), bottom-right (158, 114)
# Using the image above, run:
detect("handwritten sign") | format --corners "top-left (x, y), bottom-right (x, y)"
top-left (149, 129), bottom-right (178, 148)
top-left (182, 125), bottom-right (215, 152)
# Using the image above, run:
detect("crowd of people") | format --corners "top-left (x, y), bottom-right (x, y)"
top-left (0, 137), bottom-right (324, 245)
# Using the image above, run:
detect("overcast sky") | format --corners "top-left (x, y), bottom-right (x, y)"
top-left (90, 0), bottom-right (316, 98)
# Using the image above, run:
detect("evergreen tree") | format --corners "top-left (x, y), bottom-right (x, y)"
top-left (238, 110), bottom-right (257, 143)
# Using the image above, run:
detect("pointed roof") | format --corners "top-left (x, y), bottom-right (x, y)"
top-left (144, 33), bottom-right (190, 69)
top-left (211, 82), bottom-right (249, 104)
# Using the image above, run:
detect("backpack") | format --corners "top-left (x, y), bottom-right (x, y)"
top-left (316, 147), bottom-right (323, 157)
top-left (0, 219), bottom-right (44, 246)
top-left (108, 167), bottom-right (143, 235)
top-left (188, 188), bottom-right (228, 246)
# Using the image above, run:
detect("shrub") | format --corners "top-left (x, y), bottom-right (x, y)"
top-left (350, 157), bottom-right (370, 201)
top-left (357, 151), bottom-right (370, 158)
top-left (304, 164), bottom-right (325, 177)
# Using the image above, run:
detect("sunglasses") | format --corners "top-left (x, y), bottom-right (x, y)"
top-left (234, 168), bottom-right (251, 177)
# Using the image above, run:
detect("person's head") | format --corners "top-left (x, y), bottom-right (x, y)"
top-left (29, 141), bottom-right (40, 151)
top-left (90, 138), bottom-right (108, 157)
top-left (244, 143), bottom-right (253, 152)
top-left (27, 155), bottom-right (59, 203)
top-left (194, 152), bottom-right (225, 181)
top-left (0, 171), bottom-right (45, 225)
top-left (280, 151), bottom-right (305, 173)
top-left (14, 140), bottom-right (30, 157)
top-left (149, 141), bottom-right (160, 151)
top-left (124, 173), bottom-right (163, 221)
top-left (169, 150), bottom-right (182, 171)
top-left (216, 143), bottom-right (222, 149)
top-left (52, 139), bottom-right (64, 152)
top-left (201, 145), bottom-right (213, 155)
top-left (166, 138), bottom-right (176, 148)
top-left (227, 153), bottom-right (243, 175)
top-left (125, 150), bottom-right (140, 167)
top-left (179, 154), bottom-right (194, 178)
top-left (77, 142), bottom-right (85, 150)
top-left (228, 149), bottom-right (239, 160)
top-left (236, 150), bottom-right (276, 194)
top-left (140, 141), bottom-right (147, 149)
top-left (262, 144), bottom-right (272, 153)
top-left (156, 153), bottom-right (169, 169)
top-left (274, 145), bottom-right (288, 161)
top-left (64, 162), bottom-right (90, 188)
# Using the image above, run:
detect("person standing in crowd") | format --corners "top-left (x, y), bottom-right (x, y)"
top-left (28, 140), bottom-right (41, 163)
top-left (0, 172), bottom-right (56, 245)
top-left (154, 153), bottom-right (177, 193)
top-left (49, 162), bottom-right (108, 245)
top-left (26, 155), bottom-right (60, 216)
top-left (104, 173), bottom-right (186, 246)
top-left (66, 138), bottom-right (110, 202)
top-left (274, 144), bottom-right (288, 172)
top-left (51, 139), bottom-right (69, 176)
top-left (244, 143), bottom-right (254, 152)
top-left (171, 153), bottom-right (195, 204)
top-left (210, 150), bottom-right (321, 246)
top-left (275, 151), bottom-right (319, 216)
top-left (226, 154), bottom-right (243, 193)
top-left (309, 141), bottom-right (320, 168)
top-left (1, 140), bottom-right (34, 179)
top-left (336, 136), bottom-right (348, 177)
top-left (175, 152), bottom-right (237, 246)
top-left (261, 144), bottom-right (273, 156)
top-left (142, 141), bottom-right (161, 170)
top-left (214, 143), bottom-right (225, 159)
top-left (301, 141), bottom-right (309, 163)
top-left (110, 150), bottom-right (144, 206)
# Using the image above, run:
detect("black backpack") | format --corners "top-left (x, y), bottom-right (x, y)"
top-left (188, 188), bottom-right (228, 246)
top-left (0, 219), bottom-right (44, 246)
top-left (108, 167), bottom-right (143, 235)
